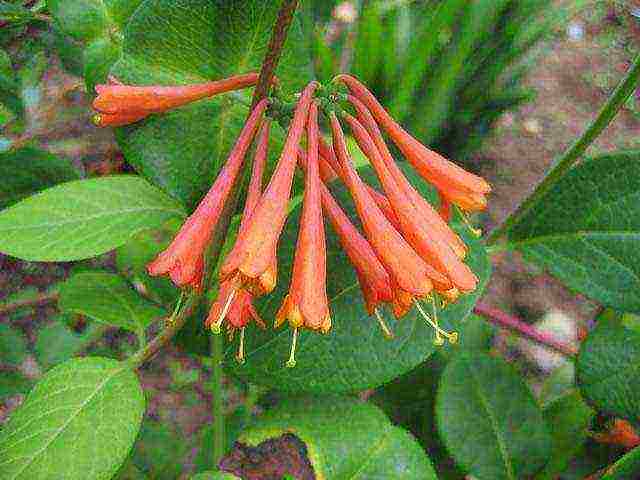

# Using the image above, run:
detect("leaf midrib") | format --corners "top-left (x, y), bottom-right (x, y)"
top-left (2, 364), bottom-right (126, 480)
top-left (468, 364), bottom-right (516, 480)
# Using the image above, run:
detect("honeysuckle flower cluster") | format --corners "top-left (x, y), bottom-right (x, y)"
top-left (92, 72), bottom-right (490, 366)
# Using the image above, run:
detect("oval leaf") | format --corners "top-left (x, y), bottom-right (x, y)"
top-left (59, 271), bottom-right (165, 337)
top-left (0, 147), bottom-right (80, 208)
top-left (110, 0), bottom-right (312, 205)
top-left (0, 175), bottom-right (185, 261)
top-left (0, 357), bottom-right (145, 480)
top-left (232, 395), bottom-right (437, 480)
top-left (227, 166), bottom-right (491, 393)
top-left (507, 151), bottom-right (640, 312)
top-left (577, 320), bottom-right (640, 424)
top-left (436, 351), bottom-right (552, 480)
top-left (601, 445), bottom-right (640, 480)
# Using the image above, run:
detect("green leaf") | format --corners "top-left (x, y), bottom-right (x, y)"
top-left (59, 271), bottom-right (165, 338)
top-left (577, 319), bottom-right (640, 424)
top-left (0, 323), bottom-right (28, 366)
top-left (537, 391), bottom-right (595, 480)
top-left (0, 175), bottom-right (186, 262)
top-left (191, 473), bottom-right (239, 480)
top-left (237, 395), bottom-right (437, 479)
top-left (110, 0), bottom-right (312, 206)
top-left (48, 0), bottom-right (140, 41)
top-left (436, 351), bottom-right (552, 480)
top-left (0, 1), bottom-right (35, 25)
top-left (0, 147), bottom-right (81, 208)
top-left (507, 152), bottom-right (640, 312)
top-left (35, 318), bottom-right (107, 369)
top-left (0, 357), bottom-right (145, 480)
top-left (601, 446), bottom-right (640, 480)
top-left (227, 166), bottom-right (491, 393)
top-left (0, 370), bottom-right (33, 398)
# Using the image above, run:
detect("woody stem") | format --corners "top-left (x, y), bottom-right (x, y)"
top-left (251, 0), bottom-right (300, 108)
top-left (474, 302), bottom-right (577, 358)
top-left (487, 52), bottom-right (640, 245)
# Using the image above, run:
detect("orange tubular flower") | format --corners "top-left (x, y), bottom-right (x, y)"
top-left (344, 113), bottom-right (478, 294)
top-left (318, 137), bottom-right (401, 230)
top-left (148, 98), bottom-right (269, 288)
top-left (347, 94), bottom-right (467, 259)
top-left (220, 82), bottom-right (319, 296)
top-left (276, 102), bottom-right (331, 346)
top-left (205, 121), bottom-right (272, 364)
top-left (329, 111), bottom-right (434, 300)
top-left (335, 74), bottom-right (490, 212)
top-left (93, 72), bottom-right (259, 127)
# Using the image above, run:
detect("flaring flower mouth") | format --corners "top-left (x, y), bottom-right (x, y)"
top-left (150, 73), bottom-right (489, 365)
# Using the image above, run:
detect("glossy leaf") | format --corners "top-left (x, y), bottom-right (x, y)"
top-left (0, 357), bottom-right (145, 480)
top-left (0, 323), bottom-right (28, 365)
top-left (436, 351), bottom-right (552, 480)
top-left (59, 271), bottom-right (165, 337)
top-left (0, 175), bottom-right (186, 262)
top-left (601, 446), bottom-right (640, 480)
top-left (227, 166), bottom-right (491, 393)
top-left (237, 395), bottom-right (437, 479)
top-left (110, 0), bottom-right (312, 206)
top-left (0, 147), bottom-right (80, 208)
top-left (537, 391), bottom-right (595, 480)
top-left (507, 152), bottom-right (640, 312)
top-left (578, 319), bottom-right (640, 424)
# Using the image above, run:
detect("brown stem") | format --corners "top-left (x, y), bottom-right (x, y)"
top-left (474, 302), bottom-right (578, 358)
top-left (0, 292), bottom-right (59, 316)
top-left (251, 0), bottom-right (300, 108)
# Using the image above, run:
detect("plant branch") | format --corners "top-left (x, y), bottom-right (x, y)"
top-left (487, 52), bottom-right (640, 245)
top-left (0, 291), bottom-right (59, 316)
top-left (128, 293), bottom-right (199, 368)
top-left (474, 302), bottom-right (578, 358)
top-left (251, 0), bottom-right (300, 108)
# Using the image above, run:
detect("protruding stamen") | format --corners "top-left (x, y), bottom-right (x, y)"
top-left (166, 291), bottom-right (186, 326)
top-left (211, 288), bottom-right (237, 335)
top-left (456, 206), bottom-right (482, 237)
top-left (415, 300), bottom-right (458, 345)
top-left (235, 327), bottom-right (246, 364)
top-left (374, 309), bottom-right (394, 339)
top-left (286, 327), bottom-right (299, 368)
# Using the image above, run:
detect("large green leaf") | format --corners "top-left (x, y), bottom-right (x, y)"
top-left (0, 357), bottom-right (145, 480)
top-left (507, 152), bottom-right (640, 312)
top-left (537, 391), bottom-right (595, 480)
top-left (436, 351), bottom-right (552, 480)
top-left (0, 175), bottom-right (186, 261)
top-left (601, 446), bottom-right (640, 480)
top-left (0, 147), bottom-right (80, 208)
top-left (59, 271), bottom-right (165, 338)
top-left (235, 395), bottom-right (437, 479)
top-left (110, 0), bottom-right (312, 206)
top-left (577, 319), bottom-right (640, 424)
top-left (226, 166), bottom-right (491, 393)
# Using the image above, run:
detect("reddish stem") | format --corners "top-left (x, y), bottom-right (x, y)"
top-left (474, 302), bottom-right (578, 358)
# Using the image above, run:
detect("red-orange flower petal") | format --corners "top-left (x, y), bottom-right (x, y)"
top-left (220, 82), bottom-right (319, 295)
top-left (335, 74), bottom-right (490, 206)
top-left (276, 102), bottom-right (331, 333)
top-left (347, 94), bottom-right (467, 258)
top-left (147, 98), bottom-right (268, 288)
top-left (329, 112), bottom-right (433, 299)
top-left (93, 72), bottom-right (259, 116)
top-left (344, 113), bottom-right (477, 293)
